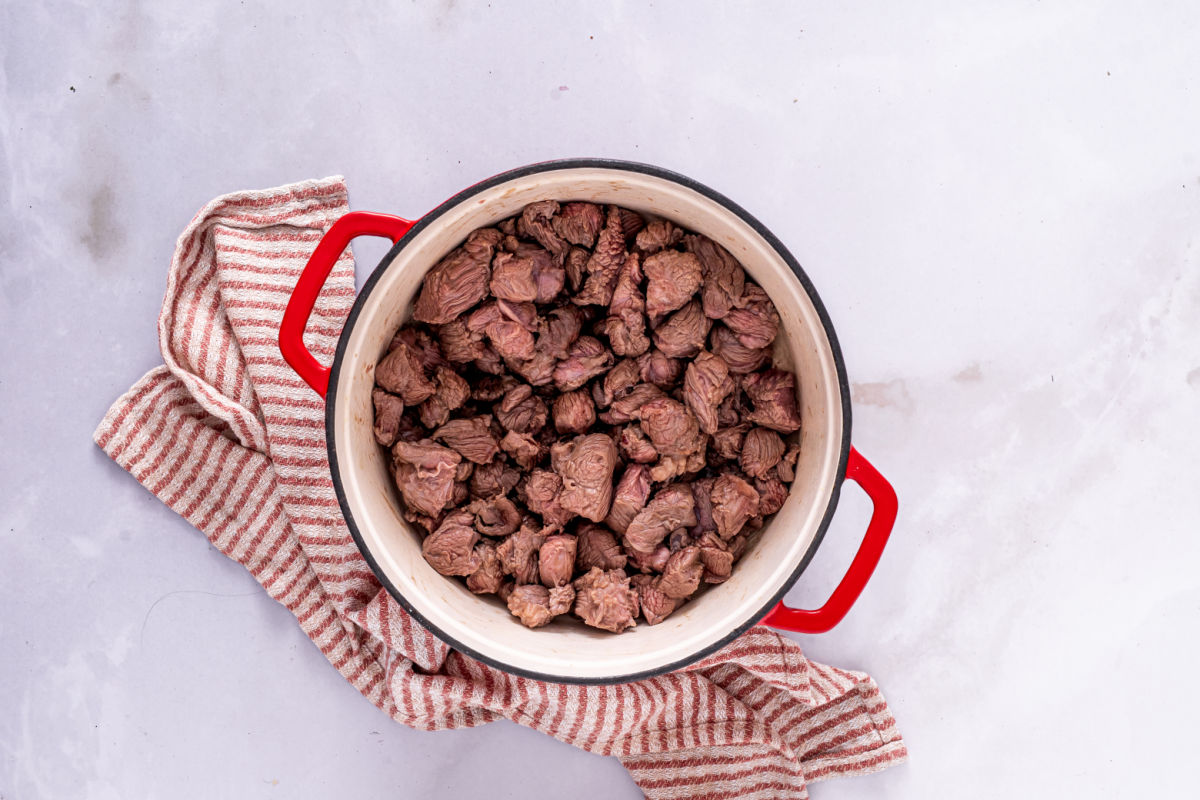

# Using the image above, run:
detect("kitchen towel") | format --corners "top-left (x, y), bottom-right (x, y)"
top-left (94, 176), bottom-right (906, 799)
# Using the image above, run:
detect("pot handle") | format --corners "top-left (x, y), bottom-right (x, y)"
top-left (280, 211), bottom-right (415, 398)
top-left (760, 446), bottom-right (897, 633)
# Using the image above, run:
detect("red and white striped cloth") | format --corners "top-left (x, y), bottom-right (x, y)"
top-left (94, 177), bottom-right (906, 799)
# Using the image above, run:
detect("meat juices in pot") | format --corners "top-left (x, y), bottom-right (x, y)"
top-left (372, 201), bottom-right (802, 631)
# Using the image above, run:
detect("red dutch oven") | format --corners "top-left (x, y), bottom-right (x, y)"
top-left (280, 159), bottom-right (897, 684)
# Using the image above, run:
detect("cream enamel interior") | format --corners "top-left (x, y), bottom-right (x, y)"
top-left (332, 168), bottom-right (844, 681)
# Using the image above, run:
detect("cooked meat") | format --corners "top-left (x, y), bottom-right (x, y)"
top-left (685, 234), bottom-right (745, 320)
top-left (637, 349), bottom-right (682, 388)
top-left (538, 534), bottom-right (578, 587)
top-left (469, 459), bottom-right (520, 498)
top-left (507, 584), bottom-right (556, 628)
top-left (573, 206), bottom-right (627, 306)
top-left (605, 464), bottom-right (652, 534)
top-left (507, 350), bottom-right (557, 387)
top-left (595, 357), bottom-right (640, 408)
top-left (597, 251), bottom-right (650, 357)
top-left (485, 319), bottom-right (536, 361)
top-left (624, 483), bottom-right (696, 553)
top-left (652, 300), bottom-right (711, 358)
top-left (643, 250), bottom-right (703, 319)
top-left (648, 447), bottom-right (707, 484)
top-left (573, 567), bottom-right (639, 633)
top-left (617, 208), bottom-right (645, 240)
top-left (495, 383), bottom-right (549, 434)
top-left (375, 342), bottom-right (437, 404)
top-left (421, 511), bottom-right (480, 576)
top-left (390, 327), bottom-right (448, 372)
top-left (710, 324), bottom-right (769, 374)
top-left (523, 468), bottom-right (574, 529)
top-left (740, 427), bottom-right (786, 479)
top-left (575, 524), bottom-right (628, 571)
top-left (658, 546), bottom-right (703, 599)
top-left (777, 442), bottom-right (801, 483)
top-left (552, 202), bottom-right (605, 248)
top-left (710, 473), bottom-right (760, 539)
top-left (432, 416), bottom-right (499, 464)
top-left (723, 288), bottom-right (780, 350)
top-left (697, 532), bottom-right (733, 583)
top-left (466, 540), bottom-right (505, 594)
top-left (755, 475), bottom-right (788, 516)
top-left (689, 476), bottom-right (717, 538)
top-left (599, 383), bottom-right (666, 425)
top-left (521, 200), bottom-right (569, 262)
top-left (552, 336), bottom-right (613, 391)
top-left (467, 494), bottom-right (522, 536)
top-left (617, 424), bottom-right (658, 463)
top-left (743, 369), bottom-right (803, 433)
top-left (489, 251), bottom-right (538, 302)
top-left (500, 430), bottom-right (544, 470)
top-left (635, 219), bottom-right (684, 254)
top-left (552, 390), bottom-right (595, 434)
top-left (496, 298), bottom-right (539, 331)
top-left (683, 350), bottom-right (733, 435)
top-left (436, 318), bottom-right (483, 364)
top-left (548, 584), bottom-right (575, 616)
top-left (392, 440), bottom-right (462, 517)
top-left (632, 574), bottom-right (682, 625)
top-left (372, 389), bottom-right (405, 446)
top-left (624, 540), bottom-right (672, 573)
top-left (496, 522), bottom-right (545, 585)
top-left (394, 410), bottom-right (426, 445)
top-left (402, 506), bottom-right (441, 534)
top-left (551, 433), bottom-right (617, 522)
top-left (635, 396), bottom-right (703, 458)
top-left (451, 480), bottom-right (470, 506)
top-left (564, 246), bottom-right (589, 292)
top-left (540, 305), bottom-right (585, 358)
top-left (669, 527), bottom-right (692, 551)
top-left (711, 423), bottom-right (749, 463)
top-left (418, 366), bottom-right (472, 428)
top-left (412, 228), bottom-right (499, 324)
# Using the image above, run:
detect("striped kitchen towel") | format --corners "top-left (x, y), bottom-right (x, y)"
top-left (94, 176), bottom-right (906, 799)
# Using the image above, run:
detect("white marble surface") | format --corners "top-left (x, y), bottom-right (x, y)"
top-left (3, 2), bottom-right (1199, 797)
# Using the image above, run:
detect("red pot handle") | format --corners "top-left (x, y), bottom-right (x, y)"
top-left (761, 446), bottom-right (897, 633)
top-left (279, 211), bottom-right (415, 397)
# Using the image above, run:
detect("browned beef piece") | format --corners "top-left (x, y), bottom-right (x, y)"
top-left (696, 532), bottom-right (733, 583)
top-left (643, 250), bottom-right (703, 320)
top-left (624, 483), bottom-right (696, 553)
top-left (635, 396), bottom-right (703, 458)
top-left (552, 390), bottom-right (595, 434)
top-left (538, 534), bottom-right (578, 587)
top-left (594, 357), bottom-right (640, 407)
top-left (412, 228), bottom-right (500, 324)
top-left (451, 480), bottom-right (470, 506)
top-left (436, 318), bottom-right (483, 364)
top-left (658, 546), bottom-right (703, 599)
top-left (617, 424), bottom-right (658, 463)
top-left (723, 288), bottom-right (780, 350)
top-left (637, 349), bottom-right (682, 388)
top-left (472, 374), bottom-right (518, 402)
top-left (597, 251), bottom-right (650, 357)
top-left (376, 342), bottom-right (436, 404)
top-left (417, 366), bottom-right (471, 428)
top-left (682, 350), bottom-right (733, 435)
top-left (755, 475), bottom-right (788, 516)
top-left (540, 305), bottom-right (585, 359)
top-left (466, 540), bottom-right (504, 594)
top-left (467, 494), bottom-right (522, 536)
top-left (469, 459), bottom-right (519, 497)
top-left (521, 200), bottom-right (569, 262)
top-left (550, 433), bottom-right (617, 522)
top-left (599, 383), bottom-right (666, 425)
top-left (710, 324), bottom-right (769, 374)
top-left (392, 440), bottom-right (462, 517)
top-left (549, 584), bottom-right (575, 615)
top-left (632, 574), bottom-right (681, 625)
top-left (497, 298), bottom-right (539, 331)
top-left (507, 584), bottom-right (555, 628)
top-left (552, 202), bottom-right (605, 248)
top-left (605, 464), bottom-right (651, 534)
top-left (740, 427), bottom-right (785, 479)
top-left (648, 447), bottom-right (708, 484)
top-left (484, 319), bottom-right (535, 361)
top-left (711, 423), bottom-right (749, 463)
top-left (565, 246), bottom-right (589, 292)
top-left (573, 206), bottom-right (627, 306)
top-left (495, 383), bottom-right (549, 434)
top-left (685, 234), bottom-right (746, 320)
top-left (497, 522), bottom-right (545, 585)
top-left (433, 416), bottom-right (499, 464)
top-left (573, 567), bottom-right (639, 632)
top-left (635, 219), bottom-right (684, 254)
top-left (710, 473), bottom-right (759, 539)
top-left (617, 208), bottom-right (645, 240)
top-left (689, 476), bottom-right (717, 538)
top-left (524, 468), bottom-right (574, 529)
top-left (372, 389), bottom-right (405, 446)
top-left (390, 327), bottom-right (449, 372)
top-left (508, 350), bottom-right (557, 387)
top-left (624, 540), bottom-right (671, 573)
top-left (743, 369), bottom-right (803, 433)
top-left (489, 250), bottom-right (538, 302)
top-left (575, 524), bottom-right (627, 571)
top-left (652, 300), bottom-right (711, 358)
top-left (421, 511), bottom-right (480, 576)
top-left (552, 335), bottom-right (614, 391)
top-left (500, 430), bottom-right (544, 470)
top-left (777, 442), bottom-right (801, 482)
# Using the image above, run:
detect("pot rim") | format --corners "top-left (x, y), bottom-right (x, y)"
top-left (326, 158), bottom-right (852, 684)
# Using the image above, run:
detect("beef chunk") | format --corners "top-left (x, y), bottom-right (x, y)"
top-left (552, 390), bottom-right (595, 434)
top-left (390, 326), bottom-right (448, 372)
top-left (507, 584), bottom-right (556, 628)
top-left (467, 494), bottom-right (522, 536)
top-left (573, 567), bottom-right (639, 633)
top-left (635, 396), bottom-right (703, 458)
top-left (436, 318), bottom-right (483, 364)
top-left (710, 324), bottom-right (769, 374)
top-left (711, 423), bottom-right (749, 463)
top-left (658, 546), bottom-right (703, 599)
top-left (653, 300), bottom-right (711, 358)
top-left (376, 342), bottom-right (436, 404)
top-left (617, 208), bottom-right (645, 240)
top-left (595, 357), bottom-right (640, 408)
top-left (466, 541), bottom-right (505, 594)
top-left (617, 424), bottom-right (658, 464)
top-left (372, 389), bottom-right (405, 446)
top-left (565, 246), bottom-right (589, 292)
top-left (637, 349), bottom-right (682, 388)
top-left (743, 369), bottom-right (803, 433)
top-left (740, 427), bottom-right (786, 479)
top-left (710, 473), bottom-right (760, 539)
top-left (418, 366), bottom-right (471, 428)
top-left (433, 416), bottom-right (500, 464)
top-left (632, 574), bottom-right (682, 625)
top-left (575, 524), bottom-right (627, 571)
top-left (392, 440), bottom-right (461, 517)
top-left (500, 430), bottom-right (544, 470)
top-left (624, 540), bottom-right (672, 573)
top-left (685, 234), bottom-right (745, 320)
top-left (688, 477), bottom-right (717, 538)
top-left (540, 305), bottom-right (586, 358)
top-left (402, 506), bottom-right (441, 534)
top-left (624, 483), bottom-right (696, 553)
top-left (643, 250), bottom-right (703, 319)
top-left (648, 446), bottom-right (708, 484)
top-left (697, 532), bottom-right (734, 583)
top-left (422, 511), bottom-right (480, 576)
top-left (549, 584), bottom-right (575, 616)
top-left (552, 202), bottom-right (605, 248)
top-left (550, 433), bottom-right (617, 522)
top-left (489, 251), bottom-right (538, 302)
top-left (521, 200), bottom-right (569, 261)
top-left (485, 319), bottom-right (536, 361)
top-left (524, 468), bottom-right (574, 529)
top-left (469, 459), bottom-right (520, 498)
top-left (755, 475), bottom-right (788, 516)
top-left (683, 350), bottom-right (734, 435)
top-left (573, 206), bottom-right (627, 306)
top-left (497, 298), bottom-right (539, 331)
top-left (597, 251), bottom-right (650, 357)
top-left (723, 287), bottom-right (780, 350)
top-left (635, 219), bottom-right (684, 254)
top-left (497, 522), bottom-right (545, 585)
top-left (598, 383), bottom-right (665, 426)
top-left (412, 228), bottom-right (499, 324)
top-left (496, 383), bottom-right (549, 434)
top-left (508, 350), bottom-right (557, 387)
top-left (605, 464), bottom-right (651, 534)
top-left (777, 442), bottom-right (801, 483)
top-left (552, 336), bottom-right (614, 391)
top-left (538, 534), bottom-right (578, 587)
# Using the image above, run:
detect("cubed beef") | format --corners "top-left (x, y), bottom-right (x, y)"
top-left (376, 342), bottom-right (436, 404)
top-left (682, 350), bottom-right (734, 435)
top-left (497, 522), bottom-right (545, 585)
top-left (521, 200), bottom-right (569, 261)
top-left (524, 468), bottom-right (574, 529)
top-left (507, 584), bottom-right (555, 628)
top-left (755, 475), bottom-right (788, 516)
top-left (496, 383), bottom-right (549, 434)
top-left (392, 440), bottom-right (462, 517)
top-left (573, 567), bottom-right (639, 633)
top-left (637, 349), bottom-right (682, 388)
top-left (421, 511), bottom-right (480, 576)
top-left (624, 483), bottom-right (696, 553)
top-left (657, 546), bottom-right (703, 599)
top-left (652, 300), bottom-right (711, 358)
top-left (550, 433), bottom-right (617, 522)
top-left (412, 228), bottom-right (499, 324)
top-left (433, 416), bottom-right (499, 464)
top-left (552, 335), bottom-right (614, 392)
top-left (617, 424), bottom-right (659, 463)
top-left (372, 389), bottom-right (405, 446)
top-left (605, 464), bottom-right (652, 534)
top-left (500, 430), bottom-right (544, 470)
top-left (418, 366), bottom-right (471, 428)
top-left (710, 473), bottom-right (760, 539)
top-left (575, 524), bottom-right (628, 571)
top-left (635, 219), bottom-right (684, 254)
top-left (743, 369), bottom-right (803, 433)
top-left (635, 396), bottom-right (703, 458)
top-left (552, 390), bottom-right (595, 434)
top-left (740, 427), bottom-right (785, 479)
top-left (573, 206), bottom-right (626, 306)
top-left (466, 494), bottom-right (522, 536)
top-left (538, 534), bottom-right (578, 587)
top-left (632, 574), bottom-right (682, 625)
top-left (643, 250), bottom-right (703, 320)
top-left (466, 541), bottom-right (504, 594)
top-left (552, 202), bottom-right (605, 248)
top-left (685, 234), bottom-right (745, 320)
top-left (710, 324), bottom-right (769, 374)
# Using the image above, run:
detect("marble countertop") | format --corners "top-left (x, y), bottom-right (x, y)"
top-left (3, 2), bottom-right (1199, 797)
